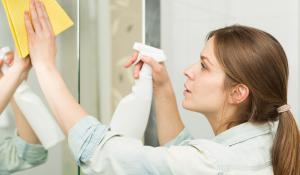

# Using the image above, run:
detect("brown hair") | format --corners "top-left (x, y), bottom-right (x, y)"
top-left (207, 25), bottom-right (300, 175)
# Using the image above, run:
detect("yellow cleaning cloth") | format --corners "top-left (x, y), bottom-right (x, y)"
top-left (1, 0), bottom-right (74, 57)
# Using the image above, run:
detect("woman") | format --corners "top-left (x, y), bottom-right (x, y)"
top-left (0, 51), bottom-right (47, 174)
top-left (25, 0), bottom-right (299, 174)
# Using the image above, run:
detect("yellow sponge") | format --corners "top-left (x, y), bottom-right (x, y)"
top-left (1, 0), bottom-right (74, 57)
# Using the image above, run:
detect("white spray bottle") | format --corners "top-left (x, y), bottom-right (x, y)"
top-left (0, 47), bottom-right (65, 149)
top-left (110, 42), bottom-right (166, 139)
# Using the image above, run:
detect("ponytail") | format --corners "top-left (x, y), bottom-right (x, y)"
top-left (272, 111), bottom-right (300, 175)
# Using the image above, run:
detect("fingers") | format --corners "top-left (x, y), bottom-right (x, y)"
top-left (25, 0), bottom-right (53, 35)
top-left (124, 51), bottom-right (139, 68)
top-left (24, 11), bottom-right (34, 37)
top-left (5, 52), bottom-right (14, 65)
top-left (35, 0), bottom-right (47, 30)
top-left (30, 0), bottom-right (42, 32)
top-left (141, 56), bottom-right (163, 73)
top-left (124, 52), bottom-right (164, 79)
top-left (133, 61), bottom-right (143, 78)
top-left (38, 1), bottom-right (54, 33)
top-left (41, 2), bottom-right (54, 33)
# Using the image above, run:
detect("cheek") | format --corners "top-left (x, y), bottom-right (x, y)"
top-left (183, 74), bottom-right (226, 112)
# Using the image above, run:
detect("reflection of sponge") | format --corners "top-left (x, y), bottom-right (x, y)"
top-left (1, 0), bottom-right (74, 57)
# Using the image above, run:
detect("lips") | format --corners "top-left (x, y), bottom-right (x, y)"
top-left (184, 84), bottom-right (191, 93)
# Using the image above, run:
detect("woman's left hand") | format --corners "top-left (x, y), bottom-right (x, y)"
top-left (24, 0), bottom-right (57, 69)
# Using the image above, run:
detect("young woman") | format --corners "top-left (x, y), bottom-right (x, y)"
top-left (25, 0), bottom-right (299, 174)
top-left (0, 52), bottom-right (47, 174)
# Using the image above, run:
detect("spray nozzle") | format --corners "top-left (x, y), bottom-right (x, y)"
top-left (132, 42), bottom-right (166, 65)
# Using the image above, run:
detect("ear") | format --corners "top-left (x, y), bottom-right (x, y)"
top-left (228, 84), bottom-right (249, 105)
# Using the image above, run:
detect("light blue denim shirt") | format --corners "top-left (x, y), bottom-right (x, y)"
top-left (0, 136), bottom-right (48, 175)
top-left (68, 116), bottom-right (275, 175)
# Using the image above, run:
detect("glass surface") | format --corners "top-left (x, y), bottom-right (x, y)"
top-left (0, 0), bottom-right (79, 174)
top-left (0, 0), bottom-right (143, 174)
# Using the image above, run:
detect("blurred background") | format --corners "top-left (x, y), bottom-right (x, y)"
top-left (0, 0), bottom-right (299, 174)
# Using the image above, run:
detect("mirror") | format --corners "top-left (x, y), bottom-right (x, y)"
top-left (0, 0), bottom-right (144, 174)
top-left (0, 0), bottom-right (79, 174)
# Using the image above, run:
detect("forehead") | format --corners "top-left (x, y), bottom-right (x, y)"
top-left (200, 37), bottom-right (218, 66)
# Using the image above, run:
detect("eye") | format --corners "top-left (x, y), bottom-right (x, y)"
top-left (200, 62), bottom-right (207, 70)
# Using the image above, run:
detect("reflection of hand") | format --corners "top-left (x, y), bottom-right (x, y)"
top-left (10, 52), bottom-right (32, 81)
top-left (0, 59), bottom-right (4, 78)
top-left (24, 0), bottom-right (57, 70)
top-left (0, 51), bottom-right (31, 81)
top-left (124, 51), bottom-right (171, 89)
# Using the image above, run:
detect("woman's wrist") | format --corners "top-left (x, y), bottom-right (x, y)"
top-left (153, 80), bottom-right (174, 96)
top-left (9, 65), bottom-right (26, 83)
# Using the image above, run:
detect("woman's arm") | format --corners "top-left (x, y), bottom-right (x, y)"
top-left (33, 66), bottom-right (87, 133)
top-left (0, 52), bottom-right (47, 173)
top-left (0, 136), bottom-right (47, 173)
top-left (153, 79), bottom-right (186, 145)
top-left (0, 54), bottom-right (30, 113)
top-left (10, 98), bottom-right (40, 144)
top-left (25, 0), bottom-right (87, 133)
top-left (125, 55), bottom-right (185, 145)
top-left (0, 54), bottom-right (48, 174)
top-left (68, 116), bottom-right (216, 174)
top-left (0, 50), bottom-right (40, 144)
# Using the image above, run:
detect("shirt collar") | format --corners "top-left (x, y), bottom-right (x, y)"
top-left (212, 121), bottom-right (274, 146)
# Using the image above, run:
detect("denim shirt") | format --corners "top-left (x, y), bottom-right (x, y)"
top-left (68, 116), bottom-right (275, 175)
top-left (0, 136), bottom-right (48, 174)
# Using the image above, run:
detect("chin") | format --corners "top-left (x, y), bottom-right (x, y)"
top-left (182, 100), bottom-right (208, 113)
top-left (182, 100), bottom-right (196, 111)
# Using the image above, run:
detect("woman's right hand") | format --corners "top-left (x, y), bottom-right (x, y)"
top-left (24, 0), bottom-right (57, 70)
top-left (124, 51), bottom-right (171, 90)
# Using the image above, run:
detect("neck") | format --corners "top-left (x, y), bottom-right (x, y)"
top-left (204, 111), bottom-right (238, 135)
top-left (209, 119), bottom-right (228, 135)
top-left (202, 105), bottom-right (241, 135)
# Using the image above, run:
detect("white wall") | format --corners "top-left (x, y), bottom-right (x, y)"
top-left (228, 0), bottom-right (300, 125)
top-left (161, 0), bottom-right (300, 138)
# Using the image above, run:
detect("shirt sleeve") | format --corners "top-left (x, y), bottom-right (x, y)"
top-left (0, 136), bottom-right (48, 174)
top-left (68, 116), bottom-right (219, 175)
top-left (68, 116), bottom-right (110, 165)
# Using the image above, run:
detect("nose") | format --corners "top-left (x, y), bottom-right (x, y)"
top-left (183, 65), bottom-right (195, 80)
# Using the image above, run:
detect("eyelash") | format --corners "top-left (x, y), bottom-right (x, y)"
top-left (200, 62), bottom-right (207, 70)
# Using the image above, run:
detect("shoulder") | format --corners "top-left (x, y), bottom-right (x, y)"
top-left (187, 136), bottom-right (273, 172)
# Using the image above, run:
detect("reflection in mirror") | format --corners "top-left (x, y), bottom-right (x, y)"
top-left (0, 0), bottom-right (79, 174)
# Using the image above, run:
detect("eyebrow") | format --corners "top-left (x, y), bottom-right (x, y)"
top-left (200, 55), bottom-right (213, 66)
